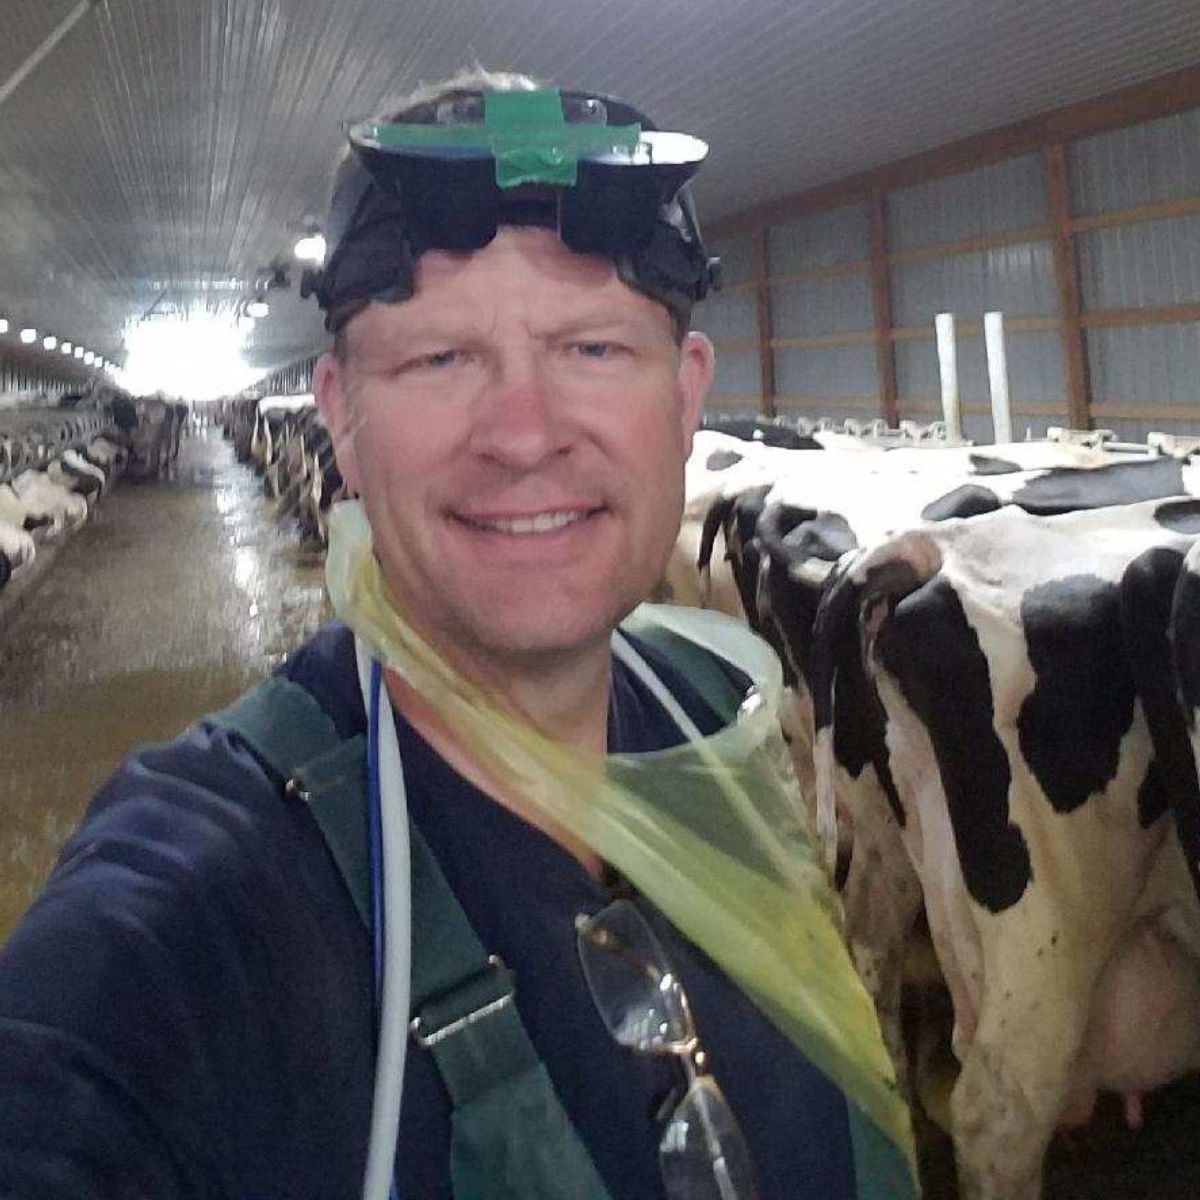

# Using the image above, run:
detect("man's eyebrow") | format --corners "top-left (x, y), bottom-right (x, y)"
top-left (536, 314), bottom-right (657, 339)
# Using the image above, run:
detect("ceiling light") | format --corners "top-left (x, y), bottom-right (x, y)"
top-left (0, 319), bottom-right (8, 334)
top-left (20, 327), bottom-right (37, 344)
top-left (61, 341), bottom-right (73, 354)
top-left (293, 233), bottom-right (326, 264)
top-left (83, 351), bottom-right (94, 364)
top-left (43, 335), bottom-right (57, 350)
top-left (246, 299), bottom-right (270, 319)
top-left (74, 346), bottom-right (84, 358)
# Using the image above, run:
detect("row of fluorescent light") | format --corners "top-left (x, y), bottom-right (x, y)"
top-left (0, 317), bottom-right (111, 370)
top-left (0, 233), bottom-right (325, 367)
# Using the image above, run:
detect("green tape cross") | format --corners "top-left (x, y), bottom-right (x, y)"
top-left (357, 89), bottom-right (640, 190)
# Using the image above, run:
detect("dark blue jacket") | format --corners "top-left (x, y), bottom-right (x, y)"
top-left (0, 624), bottom-right (855, 1199)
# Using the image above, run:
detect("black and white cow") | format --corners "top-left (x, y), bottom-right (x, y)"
top-left (0, 517), bottom-right (36, 588)
top-left (47, 448), bottom-right (106, 500)
top-left (4, 469), bottom-right (87, 534)
top-left (810, 495), bottom-right (1200, 1199)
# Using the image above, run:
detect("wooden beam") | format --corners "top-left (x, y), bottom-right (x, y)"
top-left (901, 397), bottom-right (1065, 416)
top-left (868, 189), bottom-right (899, 426)
top-left (887, 224), bottom-right (1053, 267)
top-left (1044, 141), bottom-right (1092, 429)
top-left (773, 393), bottom-right (882, 411)
top-left (1081, 303), bottom-right (1200, 328)
top-left (1091, 402), bottom-right (1200, 420)
top-left (768, 260), bottom-right (870, 287)
top-left (754, 228), bottom-right (777, 417)
top-left (891, 315), bottom-right (1061, 340)
top-left (771, 330), bottom-right (876, 350)
top-left (1069, 193), bottom-right (1200, 235)
top-left (709, 63), bottom-right (1200, 237)
top-left (709, 337), bottom-right (759, 353)
top-left (704, 392), bottom-right (765, 409)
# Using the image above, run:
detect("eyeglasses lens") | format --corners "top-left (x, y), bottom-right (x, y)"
top-left (576, 901), bottom-right (693, 1053)
top-left (660, 1076), bottom-right (757, 1200)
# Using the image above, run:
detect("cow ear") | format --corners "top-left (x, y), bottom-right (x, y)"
top-left (314, 353), bottom-right (361, 495)
top-left (676, 331), bottom-right (715, 446)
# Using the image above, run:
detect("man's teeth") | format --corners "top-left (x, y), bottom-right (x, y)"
top-left (469, 510), bottom-right (590, 534)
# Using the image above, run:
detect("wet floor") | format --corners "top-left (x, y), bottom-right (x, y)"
top-left (0, 430), bottom-right (330, 942)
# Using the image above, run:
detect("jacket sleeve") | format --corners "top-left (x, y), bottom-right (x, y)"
top-left (0, 722), bottom-right (374, 1200)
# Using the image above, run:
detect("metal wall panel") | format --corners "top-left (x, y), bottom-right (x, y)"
top-left (709, 235), bottom-right (758, 287)
top-left (766, 204), bottom-right (868, 273)
top-left (1087, 323), bottom-right (1200, 409)
top-left (774, 343), bottom-right (878, 401)
top-left (1077, 214), bottom-right (1200, 309)
top-left (887, 153), bottom-right (1048, 251)
top-left (710, 348), bottom-right (760, 399)
top-left (703, 395), bottom-right (759, 417)
top-left (691, 290), bottom-right (759, 340)
top-left (896, 329), bottom-right (1065, 413)
top-left (771, 273), bottom-right (874, 336)
top-left (892, 241), bottom-right (1058, 325)
top-left (1069, 107), bottom-right (1200, 216)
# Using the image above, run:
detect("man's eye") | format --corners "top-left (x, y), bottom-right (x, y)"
top-left (423, 349), bottom-right (462, 369)
top-left (574, 341), bottom-right (622, 359)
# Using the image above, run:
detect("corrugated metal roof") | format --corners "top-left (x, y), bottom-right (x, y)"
top-left (1, 0), bottom-right (1198, 380)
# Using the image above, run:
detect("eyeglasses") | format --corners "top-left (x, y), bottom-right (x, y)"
top-left (574, 899), bottom-right (758, 1200)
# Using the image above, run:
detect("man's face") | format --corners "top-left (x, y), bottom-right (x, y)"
top-left (316, 226), bottom-right (714, 673)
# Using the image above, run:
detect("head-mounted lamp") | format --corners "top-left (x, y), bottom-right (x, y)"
top-left (302, 88), bottom-right (719, 333)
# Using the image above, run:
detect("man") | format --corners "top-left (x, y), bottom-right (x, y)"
top-left (0, 72), bottom-right (913, 1199)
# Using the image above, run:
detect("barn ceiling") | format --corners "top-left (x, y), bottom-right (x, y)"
top-left (2, 0), bottom-right (1199, 391)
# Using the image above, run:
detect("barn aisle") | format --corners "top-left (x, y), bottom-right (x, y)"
top-left (0, 430), bottom-right (330, 942)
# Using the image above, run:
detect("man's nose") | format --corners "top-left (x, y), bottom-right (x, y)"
top-left (469, 353), bottom-right (572, 470)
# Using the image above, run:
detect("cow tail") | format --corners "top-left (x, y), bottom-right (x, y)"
top-left (697, 495), bottom-right (735, 576)
top-left (809, 532), bottom-right (941, 875)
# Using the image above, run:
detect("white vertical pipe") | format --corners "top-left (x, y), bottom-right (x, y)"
top-left (0, 0), bottom-right (100, 113)
top-left (934, 312), bottom-right (962, 441)
top-left (984, 311), bottom-right (1013, 445)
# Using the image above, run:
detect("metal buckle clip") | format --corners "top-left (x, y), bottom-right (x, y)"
top-left (409, 955), bottom-right (514, 1049)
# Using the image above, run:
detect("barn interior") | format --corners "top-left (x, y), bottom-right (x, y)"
top-left (3, 2), bottom-right (1200, 1198)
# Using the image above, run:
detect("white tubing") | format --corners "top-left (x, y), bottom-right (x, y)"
top-left (612, 631), bottom-right (706, 745)
top-left (0, 0), bottom-right (98, 112)
top-left (357, 640), bottom-right (412, 1200)
top-left (984, 311), bottom-right (1013, 445)
top-left (934, 312), bottom-right (962, 442)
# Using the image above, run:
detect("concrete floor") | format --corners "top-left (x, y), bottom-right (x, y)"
top-left (0, 430), bottom-right (329, 942)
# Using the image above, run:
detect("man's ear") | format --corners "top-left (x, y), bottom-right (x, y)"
top-left (314, 352), bottom-right (361, 495)
top-left (675, 331), bottom-right (715, 448)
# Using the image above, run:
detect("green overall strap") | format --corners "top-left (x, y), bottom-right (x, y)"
top-left (207, 674), bottom-right (613, 1200)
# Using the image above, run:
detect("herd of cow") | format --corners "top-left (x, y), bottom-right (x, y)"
top-left (222, 394), bottom-right (343, 544)
top-left (0, 408), bottom-right (127, 596)
top-left (672, 417), bottom-right (1200, 1198)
